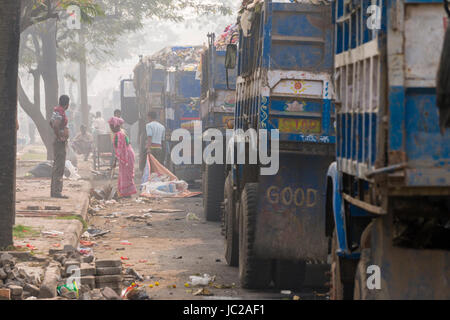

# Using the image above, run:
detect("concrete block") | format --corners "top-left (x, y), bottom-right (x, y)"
top-left (96, 267), bottom-right (122, 276)
top-left (101, 287), bottom-right (121, 300)
top-left (8, 285), bottom-right (23, 296)
top-left (39, 263), bottom-right (61, 299)
top-left (96, 275), bottom-right (122, 284)
top-left (23, 283), bottom-right (40, 297)
top-left (95, 260), bottom-right (122, 268)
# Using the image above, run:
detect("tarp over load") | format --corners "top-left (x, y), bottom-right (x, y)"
top-left (140, 154), bottom-right (201, 198)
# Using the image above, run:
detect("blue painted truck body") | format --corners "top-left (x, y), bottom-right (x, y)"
top-left (231, 0), bottom-right (335, 263)
top-left (328, 0), bottom-right (450, 299)
top-left (165, 70), bottom-right (202, 181)
top-left (200, 45), bottom-right (237, 132)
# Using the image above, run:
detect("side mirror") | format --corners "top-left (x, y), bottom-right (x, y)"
top-left (225, 44), bottom-right (237, 70)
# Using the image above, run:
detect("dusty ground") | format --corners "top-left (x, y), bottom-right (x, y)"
top-left (89, 177), bottom-right (328, 301)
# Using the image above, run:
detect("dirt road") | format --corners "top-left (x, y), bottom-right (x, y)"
top-left (88, 179), bottom-right (327, 301)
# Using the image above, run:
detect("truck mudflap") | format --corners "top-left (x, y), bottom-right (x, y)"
top-left (253, 152), bottom-right (333, 261)
top-left (358, 216), bottom-right (450, 300)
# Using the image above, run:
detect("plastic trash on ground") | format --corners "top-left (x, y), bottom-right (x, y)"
top-left (65, 160), bottom-right (81, 181)
top-left (57, 280), bottom-right (79, 298)
top-left (188, 274), bottom-right (214, 287)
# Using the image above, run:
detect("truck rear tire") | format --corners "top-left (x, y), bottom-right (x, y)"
top-left (239, 183), bottom-right (272, 289)
top-left (203, 164), bottom-right (225, 221)
top-left (330, 230), bottom-right (356, 300)
top-left (224, 173), bottom-right (239, 267)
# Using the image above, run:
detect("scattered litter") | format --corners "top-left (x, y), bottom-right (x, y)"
top-left (27, 206), bottom-right (41, 211)
top-left (120, 241), bottom-right (132, 245)
top-left (138, 260), bottom-right (148, 263)
top-left (147, 209), bottom-right (184, 213)
top-left (186, 213), bottom-right (200, 221)
top-left (121, 283), bottom-right (138, 299)
top-left (105, 200), bottom-right (117, 205)
top-left (281, 290), bottom-right (292, 295)
top-left (82, 228), bottom-right (111, 238)
top-left (78, 247), bottom-right (93, 256)
top-left (188, 274), bottom-right (214, 287)
top-left (41, 230), bottom-right (64, 236)
top-left (126, 268), bottom-right (144, 282)
top-left (79, 240), bottom-right (95, 247)
top-left (57, 280), bottom-right (79, 299)
top-left (116, 248), bottom-right (125, 251)
top-left (173, 256), bottom-right (182, 260)
top-left (193, 288), bottom-right (214, 296)
top-left (52, 243), bottom-right (61, 248)
top-left (212, 283), bottom-right (235, 289)
top-left (120, 257), bottom-right (129, 260)
top-left (65, 160), bottom-right (81, 181)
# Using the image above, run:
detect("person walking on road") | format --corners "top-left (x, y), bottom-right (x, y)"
top-left (50, 95), bottom-right (70, 199)
top-left (109, 117), bottom-right (137, 198)
top-left (146, 111), bottom-right (166, 165)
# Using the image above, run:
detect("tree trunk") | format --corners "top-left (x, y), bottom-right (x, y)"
top-left (18, 80), bottom-right (53, 155)
top-left (40, 19), bottom-right (58, 160)
top-left (0, 1), bottom-right (21, 248)
top-left (79, 30), bottom-right (89, 126)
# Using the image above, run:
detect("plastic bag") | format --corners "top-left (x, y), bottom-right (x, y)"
top-left (188, 274), bottom-right (213, 286)
top-left (65, 160), bottom-right (81, 181)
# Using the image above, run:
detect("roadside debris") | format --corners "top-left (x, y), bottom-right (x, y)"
top-left (188, 274), bottom-right (214, 287)
top-left (125, 268), bottom-right (144, 282)
top-left (193, 287), bottom-right (214, 296)
top-left (0, 253), bottom-right (43, 300)
top-left (82, 228), bottom-right (111, 239)
top-left (186, 213), bottom-right (200, 221)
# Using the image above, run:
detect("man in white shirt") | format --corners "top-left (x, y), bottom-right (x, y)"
top-left (93, 111), bottom-right (108, 134)
top-left (146, 111), bottom-right (166, 165)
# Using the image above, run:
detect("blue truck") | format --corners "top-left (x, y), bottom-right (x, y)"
top-left (133, 48), bottom-right (203, 181)
top-left (326, 0), bottom-right (450, 299)
top-left (201, 33), bottom-right (238, 221)
top-left (165, 68), bottom-right (202, 182)
top-left (223, 0), bottom-right (335, 288)
top-left (133, 59), bottom-right (167, 171)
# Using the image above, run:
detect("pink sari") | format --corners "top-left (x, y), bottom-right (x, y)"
top-left (113, 131), bottom-right (137, 197)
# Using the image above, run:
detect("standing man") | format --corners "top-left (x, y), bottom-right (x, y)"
top-left (146, 111), bottom-right (166, 165)
top-left (50, 95), bottom-right (70, 199)
top-left (93, 111), bottom-right (108, 135)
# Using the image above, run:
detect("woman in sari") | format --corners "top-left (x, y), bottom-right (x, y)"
top-left (109, 117), bottom-right (137, 198)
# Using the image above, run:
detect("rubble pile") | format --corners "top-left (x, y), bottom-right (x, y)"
top-left (0, 253), bottom-right (42, 300)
